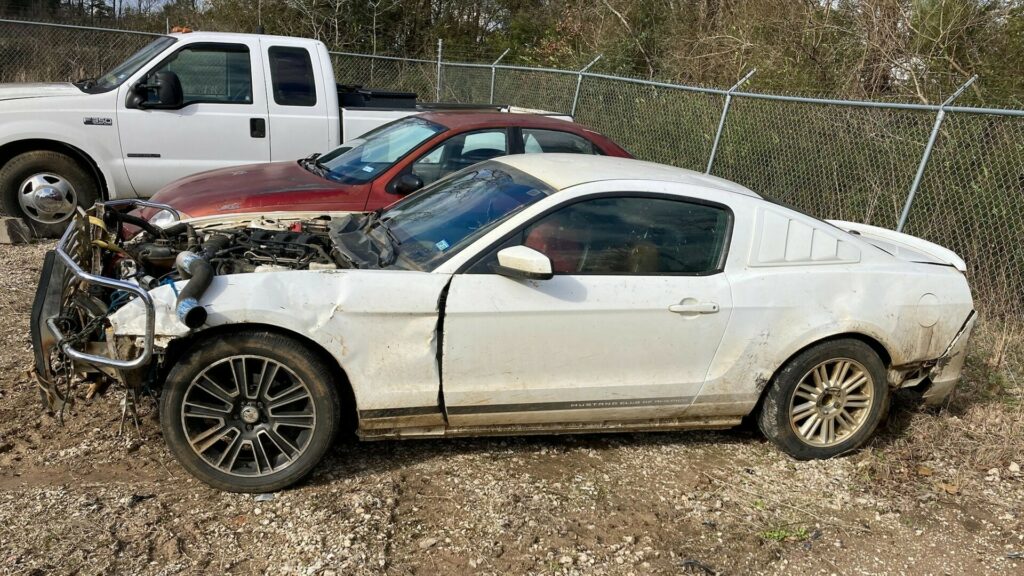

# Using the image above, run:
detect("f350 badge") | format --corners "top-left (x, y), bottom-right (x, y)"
top-left (83, 117), bottom-right (113, 126)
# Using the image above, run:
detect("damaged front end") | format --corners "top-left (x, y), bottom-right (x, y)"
top-left (30, 200), bottom-right (368, 416)
top-left (30, 201), bottom-right (162, 415)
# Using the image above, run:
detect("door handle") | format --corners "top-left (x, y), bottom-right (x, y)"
top-left (668, 301), bottom-right (720, 314)
top-left (250, 118), bottom-right (266, 138)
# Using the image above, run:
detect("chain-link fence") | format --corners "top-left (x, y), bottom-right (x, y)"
top-left (2, 19), bottom-right (1022, 360)
top-left (0, 19), bottom-right (158, 83)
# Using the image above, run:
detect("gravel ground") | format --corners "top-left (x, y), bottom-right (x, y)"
top-left (1, 242), bottom-right (1023, 575)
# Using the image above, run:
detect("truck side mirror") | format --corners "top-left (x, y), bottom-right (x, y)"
top-left (131, 70), bottom-right (183, 109)
top-left (390, 173), bottom-right (424, 195)
top-left (153, 71), bottom-right (183, 107)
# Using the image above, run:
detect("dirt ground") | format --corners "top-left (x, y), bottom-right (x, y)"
top-left (1, 242), bottom-right (1022, 576)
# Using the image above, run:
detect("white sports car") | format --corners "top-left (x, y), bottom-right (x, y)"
top-left (32, 155), bottom-right (975, 492)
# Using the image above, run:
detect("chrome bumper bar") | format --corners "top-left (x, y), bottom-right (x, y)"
top-left (45, 200), bottom-right (181, 370)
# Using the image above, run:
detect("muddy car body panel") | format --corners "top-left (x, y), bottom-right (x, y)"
top-left (111, 268), bottom-right (452, 414)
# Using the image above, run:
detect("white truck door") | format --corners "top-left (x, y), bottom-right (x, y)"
top-left (116, 38), bottom-right (271, 196)
top-left (441, 194), bottom-right (735, 427)
top-left (259, 38), bottom-right (331, 160)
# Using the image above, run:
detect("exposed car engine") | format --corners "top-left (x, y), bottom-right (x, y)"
top-left (31, 204), bottom-right (382, 422)
top-left (120, 218), bottom-right (340, 283)
top-left (101, 209), bottom-right (363, 328)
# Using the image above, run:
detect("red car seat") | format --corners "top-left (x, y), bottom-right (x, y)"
top-left (525, 220), bottom-right (584, 273)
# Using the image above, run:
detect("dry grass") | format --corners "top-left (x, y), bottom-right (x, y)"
top-left (862, 319), bottom-right (1024, 494)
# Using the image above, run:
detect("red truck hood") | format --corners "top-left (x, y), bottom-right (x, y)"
top-left (149, 161), bottom-right (365, 218)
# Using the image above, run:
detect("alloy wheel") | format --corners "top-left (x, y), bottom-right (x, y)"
top-left (180, 355), bottom-right (317, 477)
top-left (788, 358), bottom-right (874, 447)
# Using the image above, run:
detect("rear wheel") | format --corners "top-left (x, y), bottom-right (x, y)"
top-left (758, 339), bottom-right (889, 459)
top-left (160, 331), bottom-right (341, 492)
top-left (0, 150), bottom-right (99, 238)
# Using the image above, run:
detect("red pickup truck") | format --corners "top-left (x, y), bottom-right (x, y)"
top-left (140, 112), bottom-right (631, 224)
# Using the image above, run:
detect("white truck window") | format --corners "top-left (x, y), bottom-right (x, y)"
top-left (268, 46), bottom-right (317, 107)
top-left (151, 43), bottom-right (252, 105)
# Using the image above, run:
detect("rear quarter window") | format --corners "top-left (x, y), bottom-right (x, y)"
top-left (268, 46), bottom-right (317, 107)
top-left (522, 129), bottom-right (597, 154)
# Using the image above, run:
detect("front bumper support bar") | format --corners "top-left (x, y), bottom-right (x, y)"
top-left (38, 200), bottom-right (182, 371)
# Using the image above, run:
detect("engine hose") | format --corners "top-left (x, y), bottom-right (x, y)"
top-left (161, 222), bottom-right (192, 238)
top-left (174, 252), bottom-right (211, 329)
top-left (104, 209), bottom-right (166, 239)
top-left (173, 235), bottom-right (230, 329)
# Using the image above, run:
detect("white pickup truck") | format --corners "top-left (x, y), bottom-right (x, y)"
top-left (0, 30), bottom-right (518, 235)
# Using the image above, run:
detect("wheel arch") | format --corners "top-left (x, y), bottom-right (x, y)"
top-left (0, 138), bottom-right (108, 200)
top-left (162, 322), bottom-right (359, 434)
top-left (753, 331), bottom-right (893, 413)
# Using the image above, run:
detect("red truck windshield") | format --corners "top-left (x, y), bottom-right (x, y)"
top-left (316, 117), bottom-right (445, 184)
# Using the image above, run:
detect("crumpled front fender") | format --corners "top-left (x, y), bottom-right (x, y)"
top-left (110, 269), bottom-right (452, 412)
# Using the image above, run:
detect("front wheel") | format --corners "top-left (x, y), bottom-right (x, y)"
top-left (160, 331), bottom-right (341, 492)
top-left (0, 150), bottom-right (100, 238)
top-left (758, 339), bottom-right (889, 460)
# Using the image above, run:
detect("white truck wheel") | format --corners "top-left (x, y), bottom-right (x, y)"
top-left (0, 150), bottom-right (99, 238)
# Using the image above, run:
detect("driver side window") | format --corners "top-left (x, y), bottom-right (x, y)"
top-left (411, 129), bottom-right (508, 187)
top-left (148, 43), bottom-right (252, 106)
top-left (467, 195), bottom-right (732, 276)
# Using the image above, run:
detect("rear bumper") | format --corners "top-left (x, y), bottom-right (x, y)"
top-left (922, 310), bottom-right (977, 405)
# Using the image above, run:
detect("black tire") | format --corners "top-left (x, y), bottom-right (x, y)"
top-left (160, 331), bottom-right (341, 492)
top-left (758, 339), bottom-right (889, 460)
top-left (0, 150), bottom-right (100, 238)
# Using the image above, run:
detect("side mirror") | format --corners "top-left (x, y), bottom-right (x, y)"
top-left (493, 246), bottom-right (553, 280)
top-left (391, 173), bottom-right (424, 195)
top-left (131, 70), bottom-right (183, 109)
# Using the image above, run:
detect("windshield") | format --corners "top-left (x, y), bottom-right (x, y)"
top-left (380, 162), bottom-right (555, 271)
top-left (84, 36), bottom-right (177, 93)
top-left (316, 117), bottom-right (445, 184)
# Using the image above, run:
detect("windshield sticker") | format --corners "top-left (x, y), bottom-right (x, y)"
top-left (435, 239), bottom-right (450, 251)
top-left (361, 165), bottom-right (375, 173)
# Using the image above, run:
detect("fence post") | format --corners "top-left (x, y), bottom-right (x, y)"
top-left (489, 49), bottom-right (510, 104)
top-left (435, 39), bottom-right (443, 102)
top-left (896, 75), bottom-right (977, 232)
top-left (570, 54), bottom-right (603, 117)
top-left (705, 69), bottom-right (756, 174)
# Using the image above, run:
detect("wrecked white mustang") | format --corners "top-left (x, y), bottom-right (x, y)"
top-left (31, 154), bottom-right (975, 492)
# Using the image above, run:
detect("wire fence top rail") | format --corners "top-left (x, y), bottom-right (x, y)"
top-left (0, 17), bottom-right (164, 37)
